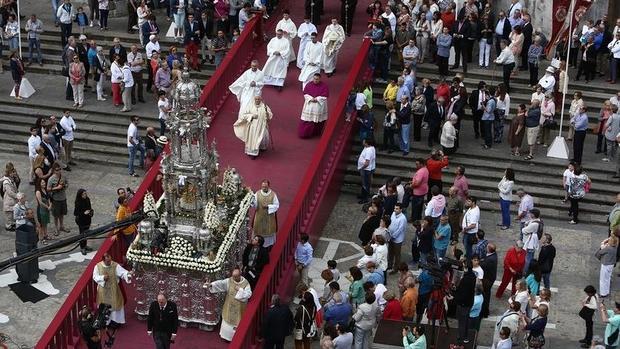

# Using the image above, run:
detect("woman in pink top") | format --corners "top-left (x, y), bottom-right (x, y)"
top-left (410, 158), bottom-right (429, 221)
top-left (452, 165), bottom-right (469, 202)
top-left (596, 100), bottom-right (613, 154)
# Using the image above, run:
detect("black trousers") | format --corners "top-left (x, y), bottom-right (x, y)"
top-left (528, 62), bottom-right (538, 86)
top-left (340, 0), bottom-right (357, 35)
top-left (147, 65), bottom-right (153, 92)
top-left (481, 279), bottom-right (493, 318)
top-left (453, 41), bottom-right (467, 72)
top-left (415, 292), bottom-right (430, 324)
top-left (153, 331), bottom-right (171, 349)
top-left (502, 63), bottom-right (515, 92)
top-left (78, 225), bottom-right (90, 249)
top-left (520, 47), bottom-right (529, 70)
top-left (456, 305), bottom-right (471, 341)
top-left (573, 129), bottom-right (586, 164)
top-left (263, 338), bottom-right (285, 349)
top-left (472, 110), bottom-right (483, 138)
top-left (577, 59), bottom-right (596, 81)
top-left (60, 23), bottom-right (72, 48)
top-left (481, 119), bottom-right (493, 146)
top-left (413, 113), bottom-right (424, 141)
top-left (428, 124), bottom-right (440, 147)
top-left (383, 128), bottom-right (397, 150)
top-left (438, 56), bottom-right (449, 76)
top-left (570, 197), bottom-right (581, 223)
top-left (583, 311), bottom-right (594, 342)
top-left (411, 195), bottom-right (425, 222)
top-left (131, 71), bottom-right (144, 103)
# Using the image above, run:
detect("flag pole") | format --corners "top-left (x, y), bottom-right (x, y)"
top-left (17, 0), bottom-right (22, 58)
top-left (547, 0), bottom-right (576, 160)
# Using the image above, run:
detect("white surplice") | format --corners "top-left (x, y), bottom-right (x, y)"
top-left (92, 263), bottom-right (131, 324)
top-left (233, 102), bottom-right (273, 156)
top-left (301, 95), bottom-right (328, 123)
top-left (296, 22), bottom-right (318, 69)
top-left (208, 278), bottom-right (252, 341)
top-left (322, 23), bottom-right (345, 74)
top-left (298, 41), bottom-right (324, 89)
top-left (263, 36), bottom-right (291, 87)
top-left (276, 18), bottom-right (298, 63)
top-left (229, 68), bottom-right (264, 117)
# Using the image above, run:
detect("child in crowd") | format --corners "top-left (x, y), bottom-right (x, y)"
top-left (327, 260), bottom-right (340, 282)
top-left (75, 7), bottom-right (89, 34)
top-left (562, 161), bottom-right (575, 203)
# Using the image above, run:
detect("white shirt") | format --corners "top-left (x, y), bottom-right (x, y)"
top-left (357, 146), bottom-right (376, 171)
top-left (127, 122), bottom-right (139, 147)
top-left (127, 51), bottom-right (144, 73)
top-left (472, 266), bottom-right (484, 280)
top-left (28, 135), bottom-right (41, 159)
top-left (158, 98), bottom-right (170, 120)
top-left (495, 47), bottom-right (515, 65)
top-left (461, 206), bottom-right (480, 234)
top-left (609, 38), bottom-right (620, 59)
top-left (522, 220), bottom-right (540, 250)
top-left (507, 1), bottom-right (522, 18)
top-left (110, 61), bottom-right (123, 83)
top-left (122, 65), bottom-right (135, 87)
top-left (355, 92), bottom-right (366, 110)
top-left (60, 115), bottom-right (76, 141)
top-left (518, 194), bottom-right (534, 222)
top-left (56, 2), bottom-right (76, 24)
top-left (381, 11), bottom-right (397, 34)
top-left (145, 41), bottom-right (161, 59)
top-left (563, 168), bottom-right (574, 184)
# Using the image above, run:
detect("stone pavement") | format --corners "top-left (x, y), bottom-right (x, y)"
top-left (315, 191), bottom-right (613, 348)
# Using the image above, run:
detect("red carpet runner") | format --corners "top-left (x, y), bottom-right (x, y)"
top-left (113, 3), bottom-right (370, 348)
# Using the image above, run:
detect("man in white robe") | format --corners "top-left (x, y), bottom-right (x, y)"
top-left (275, 11), bottom-right (298, 63)
top-left (263, 29), bottom-right (291, 89)
top-left (203, 268), bottom-right (252, 341)
top-left (296, 17), bottom-right (317, 69)
top-left (298, 33), bottom-right (324, 89)
top-left (322, 18), bottom-right (346, 76)
top-left (229, 60), bottom-right (264, 118)
top-left (233, 95), bottom-right (273, 158)
top-left (92, 252), bottom-right (132, 325)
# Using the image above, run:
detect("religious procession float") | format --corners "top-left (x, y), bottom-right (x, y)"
top-left (126, 70), bottom-right (252, 330)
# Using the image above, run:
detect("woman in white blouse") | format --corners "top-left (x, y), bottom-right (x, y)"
top-left (579, 285), bottom-right (597, 345)
top-left (568, 91), bottom-right (584, 141)
top-left (415, 11), bottom-right (431, 64)
top-left (494, 84), bottom-right (511, 144)
top-left (497, 167), bottom-right (515, 230)
top-left (430, 11), bottom-right (443, 63)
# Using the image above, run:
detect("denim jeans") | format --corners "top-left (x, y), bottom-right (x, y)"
top-left (524, 249), bottom-right (535, 275)
top-left (8, 37), bottom-right (18, 50)
top-left (410, 195), bottom-right (424, 222)
top-left (359, 169), bottom-right (374, 201)
top-left (499, 198), bottom-right (511, 227)
top-left (542, 272), bottom-right (550, 289)
top-left (435, 248), bottom-right (447, 260)
top-left (400, 123), bottom-right (411, 152)
top-left (463, 233), bottom-right (474, 259)
top-left (51, 0), bottom-right (60, 22)
top-left (28, 38), bottom-right (42, 63)
top-left (128, 144), bottom-right (145, 175)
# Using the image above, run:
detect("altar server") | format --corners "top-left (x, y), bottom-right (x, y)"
top-left (322, 18), bottom-right (346, 77)
top-left (297, 16), bottom-right (318, 69)
top-left (229, 60), bottom-right (264, 118)
top-left (298, 33), bottom-right (324, 89)
top-left (263, 29), bottom-right (291, 89)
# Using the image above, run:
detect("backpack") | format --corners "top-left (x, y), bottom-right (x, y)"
top-left (536, 219), bottom-right (544, 240)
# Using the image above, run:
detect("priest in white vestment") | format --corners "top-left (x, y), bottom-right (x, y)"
top-left (92, 253), bottom-right (132, 325)
top-left (276, 11), bottom-right (298, 63)
top-left (322, 19), bottom-right (346, 76)
top-left (296, 17), bottom-right (318, 69)
top-left (229, 60), bottom-right (264, 118)
top-left (263, 29), bottom-right (291, 88)
top-left (204, 268), bottom-right (252, 342)
top-left (298, 73), bottom-right (329, 138)
top-left (233, 95), bottom-right (273, 158)
top-left (298, 33), bottom-right (324, 89)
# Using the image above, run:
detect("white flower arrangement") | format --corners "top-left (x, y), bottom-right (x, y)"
top-left (203, 201), bottom-right (220, 230)
top-left (127, 191), bottom-right (254, 273)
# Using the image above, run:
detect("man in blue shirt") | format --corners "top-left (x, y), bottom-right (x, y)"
top-left (481, 94), bottom-right (496, 148)
top-left (323, 292), bottom-right (352, 327)
top-left (295, 233), bottom-right (313, 286)
top-left (433, 215), bottom-right (451, 259)
top-left (571, 105), bottom-right (589, 164)
top-left (396, 77), bottom-right (411, 105)
top-left (415, 269), bottom-right (433, 324)
top-left (469, 286), bottom-right (484, 331)
top-left (388, 203), bottom-right (407, 274)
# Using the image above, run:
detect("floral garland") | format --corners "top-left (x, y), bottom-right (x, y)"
top-left (203, 201), bottom-right (219, 230)
top-left (127, 191), bottom-right (254, 273)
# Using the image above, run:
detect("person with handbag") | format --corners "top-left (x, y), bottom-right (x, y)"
top-left (567, 165), bottom-right (591, 224)
top-left (579, 285), bottom-right (598, 347)
top-left (519, 304), bottom-right (548, 349)
top-left (599, 299), bottom-right (620, 349)
top-left (539, 94), bottom-right (556, 147)
top-left (596, 235), bottom-right (618, 298)
top-left (294, 292), bottom-right (316, 349)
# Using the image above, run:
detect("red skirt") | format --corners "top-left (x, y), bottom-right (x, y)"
top-left (298, 120), bottom-right (325, 139)
top-left (112, 82), bottom-right (122, 106)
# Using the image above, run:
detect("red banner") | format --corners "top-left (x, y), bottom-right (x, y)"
top-left (546, 0), bottom-right (594, 56)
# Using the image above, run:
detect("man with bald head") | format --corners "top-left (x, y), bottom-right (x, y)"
top-left (204, 267), bottom-right (252, 341)
top-left (233, 95), bottom-right (273, 159)
top-left (229, 59), bottom-right (264, 118)
top-left (127, 44), bottom-right (145, 104)
top-left (147, 293), bottom-right (178, 349)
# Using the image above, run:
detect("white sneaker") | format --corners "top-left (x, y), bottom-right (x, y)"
top-left (97, 97), bottom-right (107, 101)
top-left (89, 23), bottom-right (94, 27)
top-left (602, 158), bottom-right (610, 162)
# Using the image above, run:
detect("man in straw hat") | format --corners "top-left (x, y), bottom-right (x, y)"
top-left (538, 66), bottom-right (556, 93)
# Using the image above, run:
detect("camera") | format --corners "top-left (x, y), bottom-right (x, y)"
top-left (419, 256), bottom-right (461, 289)
top-left (92, 304), bottom-right (111, 330)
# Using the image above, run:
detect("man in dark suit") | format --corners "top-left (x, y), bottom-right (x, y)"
top-left (147, 293), bottom-right (179, 349)
top-left (494, 11), bottom-right (511, 57)
top-left (141, 15), bottom-right (160, 47)
top-left (242, 235), bottom-right (270, 289)
top-left (519, 14), bottom-right (533, 71)
top-left (261, 294), bottom-right (294, 349)
top-left (199, 10), bottom-right (214, 64)
top-left (467, 81), bottom-right (487, 139)
top-left (480, 242), bottom-right (498, 318)
top-left (451, 14), bottom-right (471, 73)
top-left (184, 14), bottom-right (202, 71)
top-left (340, 0), bottom-right (357, 36)
top-left (109, 38), bottom-right (127, 63)
top-left (427, 97), bottom-right (445, 147)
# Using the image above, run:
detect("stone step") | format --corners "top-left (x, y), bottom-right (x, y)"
top-left (340, 184), bottom-right (609, 226)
